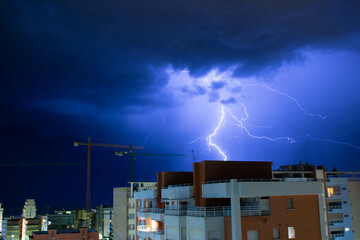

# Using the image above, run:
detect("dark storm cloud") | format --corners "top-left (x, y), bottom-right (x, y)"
top-left (180, 85), bottom-right (207, 96)
top-left (2, 0), bottom-right (360, 111)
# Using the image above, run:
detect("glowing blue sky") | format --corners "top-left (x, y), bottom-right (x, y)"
top-left (1, 0), bottom-right (360, 214)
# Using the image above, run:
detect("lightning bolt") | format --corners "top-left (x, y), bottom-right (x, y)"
top-left (144, 110), bottom-right (165, 146)
top-left (190, 80), bottom-right (359, 160)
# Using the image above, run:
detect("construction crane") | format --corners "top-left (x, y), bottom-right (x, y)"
top-left (115, 149), bottom-right (186, 182)
top-left (74, 137), bottom-right (144, 212)
top-left (0, 162), bottom-right (83, 167)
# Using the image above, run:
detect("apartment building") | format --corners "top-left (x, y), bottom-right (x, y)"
top-left (94, 205), bottom-right (113, 239)
top-left (113, 182), bottom-right (157, 240)
top-left (325, 171), bottom-right (360, 240)
top-left (135, 160), bottom-right (328, 240)
top-left (0, 203), bottom-right (3, 237)
top-left (31, 227), bottom-right (99, 240)
top-left (1, 217), bottom-right (27, 240)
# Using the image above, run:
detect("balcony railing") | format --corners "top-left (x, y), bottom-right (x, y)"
top-left (241, 206), bottom-right (270, 217)
top-left (137, 225), bottom-right (158, 232)
top-left (329, 219), bottom-right (343, 226)
top-left (150, 208), bottom-right (165, 213)
top-left (204, 178), bottom-right (322, 184)
top-left (187, 206), bottom-right (231, 217)
top-left (138, 207), bottom-right (150, 212)
top-left (330, 233), bottom-right (345, 239)
top-left (328, 205), bottom-right (342, 211)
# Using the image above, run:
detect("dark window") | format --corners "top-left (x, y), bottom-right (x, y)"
top-left (287, 198), bottom-right (293, 209)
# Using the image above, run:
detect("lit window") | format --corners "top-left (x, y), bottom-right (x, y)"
top-left (288, 227), bottom-right (296, 239)
top-left (345, 228), bottom-right (350, 232)
top-left (287, 198), bottom-right (293, 209)
top-left (327, 186), bottom-right (341, 197)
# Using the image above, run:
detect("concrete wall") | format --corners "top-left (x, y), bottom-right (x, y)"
top-left (113, 187), bottom-right (129, 240)
top-left (241, 195), bottom-right (321, 240)
top-left (327, 178), bottom-right (354, 239)
top-left (193, 161), bottom-right (272, 207)
top-left (164, 215), bottom-right (186, 240)
top-left (157, 172), bottom-right (193, 208)
top-left (349, 181), bottom-right (360, 240)
top-left (162, 186), bottom-right (193, 200)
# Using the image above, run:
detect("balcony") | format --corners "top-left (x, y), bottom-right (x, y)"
top-left (241, 206), bottom-right (270, 217)
top-left (165, 205), bottom-right (187, 216)
top-left (329, 219), bottom-right (344, 226)
top-left (137, 225), bottom-right (163, 240)
top-left (135, 189), bottom-right (157, 199)
top-left (150, 230), bottom-right (164, 240)
top-left (162, 184), bottom-right (193, 200)
top-left (150, 208), bottom-right (165, 221)
top-left (187, 206), bottom-right (231, 217)
top-left (328, 205), bottom-right (342, 211)
top-left (330, 233), bottom-right (345, 240)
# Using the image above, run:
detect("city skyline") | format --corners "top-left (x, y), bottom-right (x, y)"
top-left (1, 0), bottom-right (360, 214)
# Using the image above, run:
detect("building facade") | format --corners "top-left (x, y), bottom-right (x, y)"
top-left (0, 203), bottom-right (3, 237)
top-left (22, 200), bottom-right (36, 219)
top-left (47, 211), bottom-right (75, 230)
top-left (31, 227), bottom-right (99, 240)
top-left (94, 205), bottom-right (113, 240)
top-left (325, 171), bottom-right (360, 240)
top-left (113, 182), bottom-right (157, 240)
top-left (135, 160), bottom-right (329, 240)
top-left (1, 217), bottom-right (26, 240)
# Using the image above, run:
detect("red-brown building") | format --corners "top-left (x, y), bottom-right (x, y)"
top-left (31, 227), bottom-right (99, 240)
top-left (135, 160), bottom-right (328, 240)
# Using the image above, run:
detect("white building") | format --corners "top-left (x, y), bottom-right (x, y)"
top-left (325, 171), bottom-right (360, 240)
top-left (0, 203), bottom-right (3, 237)
top-left (134, 161), bottom-right (329, 240)
top-left (22, 199), bottom-right (36, 219)
top-left (95, 205), bottom-right (113, 239)
top-left (113, 182), bottom-right (156, 240)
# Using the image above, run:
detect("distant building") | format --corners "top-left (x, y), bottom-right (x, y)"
top-left (94, 205), bottom-right (113, 240)
top-left (135, 160), bottom-right (329, 240)
top-left (24, 219), bottom-right (41, 240)
top-left (113, 182), bottom-right (156, 240)
top-left (0, 203), bottom-right (3, 237)
top-left (22, 200), bottom-right (36, 219)
top-left (31, 227), bottom-right (99, 240)
top-left (2, 217), bottom-right (26, 240)
top-left (47, 211), bottom-right (75, 230)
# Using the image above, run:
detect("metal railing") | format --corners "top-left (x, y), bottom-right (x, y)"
top-left (241, 206), bottom-right (270, 216)
top-left (330, 233), bottom-right (345, 239)
top-left (165, 205), bottom-right (188, 215)
top-left (150, 208), bottom-right (165, 213)
top-left (138, 207), bottom-right (150, 212)
top-left (328, 205), bottom-right (342, 211)
top-left (163, 183), bottom-right (193, 189)
top-left (328, 219), bottom-right (343, 226)
top-left (204, 178), bottom-right (321, 185)
top-left (187, 206), bottom-right (231, 217)
top-left (137, 225), bottom-right (158, 232)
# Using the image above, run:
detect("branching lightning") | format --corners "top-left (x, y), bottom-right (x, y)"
top-left (189, 76), bottom-right (359, 160)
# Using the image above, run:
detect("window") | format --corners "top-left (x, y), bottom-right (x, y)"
top-left (128, 214), bottom-right (134, 219)
top-left (287, 198), bottom-right (293, 209)
top-left (343, 201), bottom-right (347, 204)
top-left (327, 186), bottom-right (341, 197)
top-left (288, 227), bottom-right (296, 239)
top-left (342, 187), bottom-right (346, 190)
top-left (273, 228), bottom-right (280, 239)
top-left (247, 230), bottom-right (259, 240)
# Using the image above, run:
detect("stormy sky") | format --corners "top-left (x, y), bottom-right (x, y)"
top-left (1, 0), bottom-right (360, 214)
